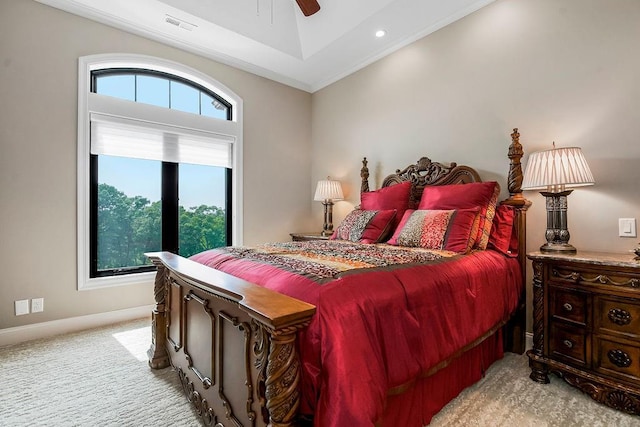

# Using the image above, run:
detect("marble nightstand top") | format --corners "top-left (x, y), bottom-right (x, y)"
top-left (528, 250), bottom-right (640, 269)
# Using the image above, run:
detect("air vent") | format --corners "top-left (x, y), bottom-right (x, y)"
top-left (164, 14), bottom-right (197, 32)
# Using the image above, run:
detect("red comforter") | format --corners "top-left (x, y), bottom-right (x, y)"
top-left (190, 241), bottom-right (521, 426)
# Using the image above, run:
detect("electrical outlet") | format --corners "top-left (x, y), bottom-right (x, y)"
top-left (15, 300), bottom-right (29, 316)
top-left (32, 298), bottom-right (44, 313)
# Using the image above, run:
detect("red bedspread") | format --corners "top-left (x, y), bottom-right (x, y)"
top-left (190, 241), bottom-right (522, 426)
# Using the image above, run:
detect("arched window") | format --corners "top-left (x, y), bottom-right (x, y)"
top-left (78, 54), bottom-right (243, 290)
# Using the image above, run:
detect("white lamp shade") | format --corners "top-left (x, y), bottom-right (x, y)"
top-left (522, 146), bottom-right (594, 191)
top-left (314, 179), bottom-right (344, 201)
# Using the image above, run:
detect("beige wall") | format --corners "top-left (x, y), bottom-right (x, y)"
top-left (311, 0), bottom-right (640, 331)
top-left (0, 0), bottom-right (313, 329)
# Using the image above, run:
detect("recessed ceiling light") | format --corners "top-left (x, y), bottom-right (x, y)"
top-left (375, 30), bottom-right (387, 38)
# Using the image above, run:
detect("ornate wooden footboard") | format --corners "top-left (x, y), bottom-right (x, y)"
top-left (146, 252), bottom-right (315, 426)
top-left (147, 128), bottom-right (530, 426)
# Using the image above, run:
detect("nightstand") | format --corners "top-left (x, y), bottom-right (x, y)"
top-left (527, 251), bottom-right (640, 415)
top-left (290, 232), bottom-right (331, 242)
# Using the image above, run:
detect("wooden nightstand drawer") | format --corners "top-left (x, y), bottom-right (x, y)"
top-left (595, 296), bottom-right (640, 340)
top-left (594, 337), bottom-right (640, 383)
top-left (549, 323), bottom-right (587, 366)
top-left (528, 251), bottom-right (640, 415)
top-left (549, 285), bottom-right (588, 326)
top-left (550, 264), bottom-right (640, 290)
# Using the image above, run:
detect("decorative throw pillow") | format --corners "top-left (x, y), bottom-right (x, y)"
top-left (417, 181), bottom-right (500, 250)
top-left (488, 204), bottom-right (517, 256)
top-left (387, 208), bottom-right (479, 253)
top-left (360, 181), bottom-right (412, 234)
top-left (331, 209), bottom-right (397, 243)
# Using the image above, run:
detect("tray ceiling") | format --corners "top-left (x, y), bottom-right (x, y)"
top-left (36, 0), bottom-right (495, 92)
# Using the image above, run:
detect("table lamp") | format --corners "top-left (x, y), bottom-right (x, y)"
top-left (522, 144), bottom-right (594, 253)
top-left (314, 177), bottom-right (344, 236)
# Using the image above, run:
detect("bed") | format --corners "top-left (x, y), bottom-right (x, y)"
top-left (147, 128), bottom-right (531, 427)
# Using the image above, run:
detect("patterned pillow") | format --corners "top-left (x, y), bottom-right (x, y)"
top-left (418, 181), bottom-right (500, 250)
top-left (387, 208), bottom-right (479, 253)
top-left (331, 209), bottom-right (397, 243)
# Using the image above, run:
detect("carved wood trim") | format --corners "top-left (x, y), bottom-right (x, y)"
top-left (178, 367), bottom-right (221, 426)
top-left (183, 291), bottom-right (214, 390)
top-left (507, 128), bottom-right (524, 197)
top-left (558, 367), bottom-right (640, 416)
top-left (531, 261), bottom-right (545, 357)
top-left (252, 321), bottom-right (314, 427)
top-left (217, 311), bottom-right (256, 427)
top-left (552, 269), bottom-right (640, 288)
top-left (529, 351), bottom-right (640, 414)
top-left (167, 279), bottom-right (182, 352)
top-left (253, 321), bottom-right (271, 425)
top-left (147, 263), bottom-right (169, 369)
top-left (265, 331), bottom-right (301, 427)
top-left (360, 157), bottom-right (369, 193)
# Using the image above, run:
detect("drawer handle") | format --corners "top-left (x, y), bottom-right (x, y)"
top-left (607, 349), bottom-right (632, 368)
top-left (608, 308), bottom-right (632, 326)
top-left (563, 303), bottom-right (573, 312)
top-left (563, 339), bottom-right (573, 349)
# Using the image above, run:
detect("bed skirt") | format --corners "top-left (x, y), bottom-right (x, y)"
top-left (381, 329), bottom-right (503, 426)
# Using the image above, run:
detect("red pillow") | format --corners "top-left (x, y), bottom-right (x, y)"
top-left (387, 208), bottom-right (479, 253)
top-left (418, 181), bottom-right (500, 250)
top-left (360, 181), bottom-right (412, 233)
top-left (330, 209), bottom-right (397, 243)
top-left (488, 204), bottom-right (517, 256)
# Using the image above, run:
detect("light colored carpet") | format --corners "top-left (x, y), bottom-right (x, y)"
top-left (0, 318), bottom-right (638, 426)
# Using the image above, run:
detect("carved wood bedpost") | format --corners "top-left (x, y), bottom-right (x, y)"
top-left (528, 260), bottom-right (549, 383)
top-left (501, 128), bottom-right (532, 355)
top-left (147, 258), bottom-right (170, 369)
top-left (264, 328), bottom-right (305, 427)
top-left (360, 157), bottom-right (370, 193)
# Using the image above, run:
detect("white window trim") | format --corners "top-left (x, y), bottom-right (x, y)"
top-left (77, 53), bottom-right (243, 290)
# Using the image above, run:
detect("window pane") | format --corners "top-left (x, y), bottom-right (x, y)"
top-left (201, 92), bottom-right (229, 119)
top-left (171, 81), bottom-right (200, 114)
top-left (97, 156), bottom-right (161, 271)
top-left (95, 75), bottom-right (135, 101)
top-left (136, 75), bottom-right (169, 108)
top-left (179, 164), bottom-right (227, 257)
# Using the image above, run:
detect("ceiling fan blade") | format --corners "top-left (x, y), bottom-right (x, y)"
top-left (296, 0), bottom-right (320, 16)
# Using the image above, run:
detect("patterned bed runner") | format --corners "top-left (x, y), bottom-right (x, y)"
top-left (219, 240), bottom-right (458, 282)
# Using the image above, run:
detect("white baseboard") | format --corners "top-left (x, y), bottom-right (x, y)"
top-left (525, 331), bottom-right (533, 351)
top-left (0, 305), bottom-right (154, 348)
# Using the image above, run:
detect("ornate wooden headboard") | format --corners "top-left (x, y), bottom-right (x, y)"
top-left (358, 128), bottom-right (531, 353)
top-left (360, 156), bottom-right (482, 207)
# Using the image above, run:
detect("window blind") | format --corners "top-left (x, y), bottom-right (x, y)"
top-left (90, 113), bottom-right (233, 168)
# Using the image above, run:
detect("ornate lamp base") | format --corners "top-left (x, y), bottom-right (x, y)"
top-left (540, 190), bottom-right (577, 254)
top-left (321, 200), bottom-right (334, 236)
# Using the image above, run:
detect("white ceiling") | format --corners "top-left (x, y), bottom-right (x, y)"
top-left (36, 0), bottom-right (495, 93)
